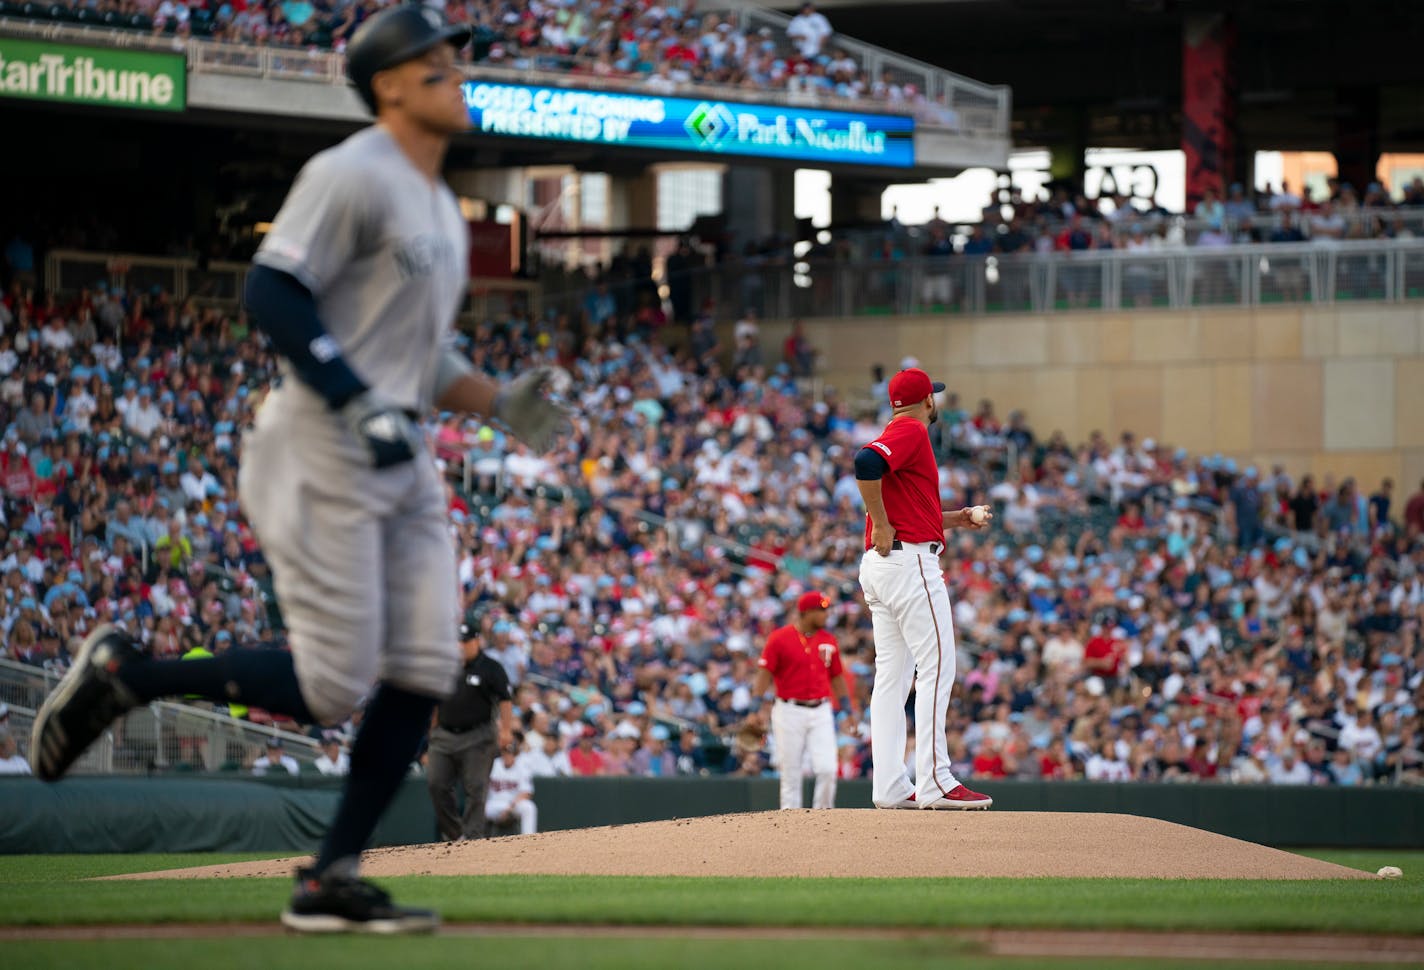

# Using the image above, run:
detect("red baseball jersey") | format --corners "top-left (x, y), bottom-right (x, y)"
top-left (758, 624), bottom-right (843, 701)
top-left (862, 416), bottom-right (943, 548)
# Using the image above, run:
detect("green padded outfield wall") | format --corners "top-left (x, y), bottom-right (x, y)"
top-left (0, 776), bottom-right (436, 854)
top-left (531, 779), bottom-right (1424, 848)
top-left (2, 777), bottom-right (1421, 853)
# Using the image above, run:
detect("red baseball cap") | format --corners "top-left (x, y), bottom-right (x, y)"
top-left (797, 591), bottom-right (830, 613)
top-left (887, 368), bottom-right (945, 407)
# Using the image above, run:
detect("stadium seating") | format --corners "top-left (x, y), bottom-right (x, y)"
top-left (0, 265), bottom-right (1420, 787)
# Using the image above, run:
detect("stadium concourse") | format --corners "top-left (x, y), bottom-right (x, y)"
top-left (0, 276), bottom-right (1422, 791)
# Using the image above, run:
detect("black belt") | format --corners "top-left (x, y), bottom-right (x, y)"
top-left (437, 722), bottom-right (488, 735)
top-left (891, 540), bottom-right (941, 554)
top-left (779, 698), bottom-right (826, 708)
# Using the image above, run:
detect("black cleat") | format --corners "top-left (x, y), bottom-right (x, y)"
top-left (281, 866), bottom-right (440, 934)
top-left (31, 625), bottom-right (144, 782)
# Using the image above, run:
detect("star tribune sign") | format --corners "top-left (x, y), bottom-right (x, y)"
top-left (684, 102), bottom-right (736, 150)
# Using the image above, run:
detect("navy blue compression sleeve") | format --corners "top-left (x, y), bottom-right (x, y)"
top-left (243, 264), bottom-right (367, 409)
top-left (854, 447), bottom-right (888, 480)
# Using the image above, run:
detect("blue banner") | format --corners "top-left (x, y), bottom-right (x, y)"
top-left (462, 82), bottom-right (915, 168)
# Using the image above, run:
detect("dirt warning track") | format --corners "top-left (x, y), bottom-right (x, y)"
top-left (2, 923), bottom-right (1419, 963)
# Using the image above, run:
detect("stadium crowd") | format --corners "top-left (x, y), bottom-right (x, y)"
top-left (1, 273), bottom-right (1422, 788)
top-left (822, 175), bottom-right (1424, 271)
top-left (956, 176), bottom-right (1424, 256)
top-left (5, 0), bottom-right (960, 119)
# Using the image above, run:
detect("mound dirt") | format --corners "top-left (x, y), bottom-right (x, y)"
top-left (124, 811), bottom-right (1369, 881)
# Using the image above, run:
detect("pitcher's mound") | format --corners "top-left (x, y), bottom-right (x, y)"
top-left (129, 811), bottom-right (1368, 881)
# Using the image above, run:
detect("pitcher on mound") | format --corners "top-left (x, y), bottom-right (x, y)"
top-left (854, 368), bottom-right (994, 810)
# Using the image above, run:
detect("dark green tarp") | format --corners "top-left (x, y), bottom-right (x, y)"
top-left (3, 776), bottom-right (1421, 853)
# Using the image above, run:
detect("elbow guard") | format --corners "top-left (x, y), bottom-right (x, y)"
top-left (243, 265), bottom-right (366, 409)
top-left (854, 447), bottom-right (888, 481)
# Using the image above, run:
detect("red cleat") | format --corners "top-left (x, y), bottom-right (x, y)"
top-left (923, 785), bottom-right (993, 810)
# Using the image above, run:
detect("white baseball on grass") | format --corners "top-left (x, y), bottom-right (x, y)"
top-left (1378, 866), bottom-right (1403, 879)
top-left (969, 506), bottom-right (988, 525)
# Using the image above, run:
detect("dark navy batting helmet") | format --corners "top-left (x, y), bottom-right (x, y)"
top-left (344, 4), bottom-right (471, 114)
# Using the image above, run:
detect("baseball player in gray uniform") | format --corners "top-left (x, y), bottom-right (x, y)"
top-left (30, 4), bottom-right (570, 934)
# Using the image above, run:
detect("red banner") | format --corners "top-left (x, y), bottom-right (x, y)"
top-left (1182, 13), bottom-right (1236, 210)
top-left (467, 220), bottom-right (513, 279)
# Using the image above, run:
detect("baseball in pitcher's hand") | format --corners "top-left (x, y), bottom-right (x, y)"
top-left (960, 506), bottom-right (994, 530)
top-left (870, 522), bottom-right (895, 556)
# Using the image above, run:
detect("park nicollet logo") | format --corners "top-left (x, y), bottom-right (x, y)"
top-left (684, 100), bottom-right (889, 157)
top-left (684, 102), bottom-right (737, 149)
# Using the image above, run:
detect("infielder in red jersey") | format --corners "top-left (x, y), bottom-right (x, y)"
top-left (854, 368), bottom-right (995, 810)
top-left (754, 591), bottom-right (858, 810)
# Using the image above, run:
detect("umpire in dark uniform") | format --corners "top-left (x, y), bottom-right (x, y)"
top-left (427, 619), bottom-right (513, 841)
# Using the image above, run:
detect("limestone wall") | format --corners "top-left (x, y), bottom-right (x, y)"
top-left (757, 304), bottom-right (1424, 489)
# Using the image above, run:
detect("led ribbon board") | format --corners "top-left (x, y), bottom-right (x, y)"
top-left (464, 82), bottom-right (915, 167)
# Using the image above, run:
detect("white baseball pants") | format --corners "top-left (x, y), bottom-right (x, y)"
top-left (771, 699), bottom-right (837, 809)
top-left (486, 798), bottom-right (538, 835)
top-left (859, 542), bottom-right (963, 807)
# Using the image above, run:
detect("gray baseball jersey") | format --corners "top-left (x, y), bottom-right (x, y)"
top-left (254, 125), bottom-right (469, 412)
top-left (238, 126), bottom-right (467, 722)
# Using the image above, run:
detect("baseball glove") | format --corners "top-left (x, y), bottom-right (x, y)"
top-left (493, 367), bottom-right (574, 454)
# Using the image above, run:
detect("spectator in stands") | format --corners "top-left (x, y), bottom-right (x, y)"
top-left (920, 227), bottom-right (955, 308)
top-left (15, 392), bottom-right (54, 444)
top-left (1223, 184), bottom-right (1254, 222)
top-left (1405, 479), bottom-right (1424, 541)
top-left (1370, 478), bottom-right (1395, 532)
top-left (786, 2), bottom-right (833, 58)
top-left (1288, 475), bottom-right (1319, 532)
top-left (3, 263), bottom-right (1421, 793)
top-left (782, 319), bottom-right (816, 378)
top-left (1310, 200), bottom-right (1347, 240)
top-left (1269, 209), bottom-right (1307, 244)
top-left (568, 725), bottom-right (605, 776)
top-left (315, 734), bottom-right (350, 777)
top-left (1085, 739), bottom-right (1131, 781)
top-left (3, 232), bottom-right (35, 287)
top-left (251, 737), bottom-right (299, 777)
top-left (1268, 747), bottom-right (1312, 785)
top-left (0, 730), bottom-right (29, 775)
top-left (1001, 486), bottom-right (1039, 537)
top-left (673, 728), bottom-right (708, 776)
top-left (521, 731), bottom-right (573, 777)
top-left (1229, 467), bottom-right (1265, 547)
top-left (631, 726), bottom-right (676, 776)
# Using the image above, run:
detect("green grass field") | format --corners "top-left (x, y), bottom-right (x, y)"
top-left (2, 851), bottom-right (1421, 970)
top-left (4, 939), bottom-right (1381, 970)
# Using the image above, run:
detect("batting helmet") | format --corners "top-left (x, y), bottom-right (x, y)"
top-left (344, 4), bottom-right (471, 114)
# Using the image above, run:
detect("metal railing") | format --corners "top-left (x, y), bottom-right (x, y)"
top-left (634, 238), bottom-right (1424, 318)
top-left (1, 658), bottom-right (322, 774)
top-left (717, 4), bottom-right (1010, 136)
top-left (45, 249), bottom-right (249, 307)
top-left (44, 248), bottom-right (539, 323)
top-left (989, 208), bottom-right (1424, 247)
top-left (44, 238), bottom-right (1424, 322)
top-left (0, 14), bottom-right (1005, 136)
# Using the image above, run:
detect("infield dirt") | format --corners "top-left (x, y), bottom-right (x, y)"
top-left (121, 810), bottom-right (1370, 881)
